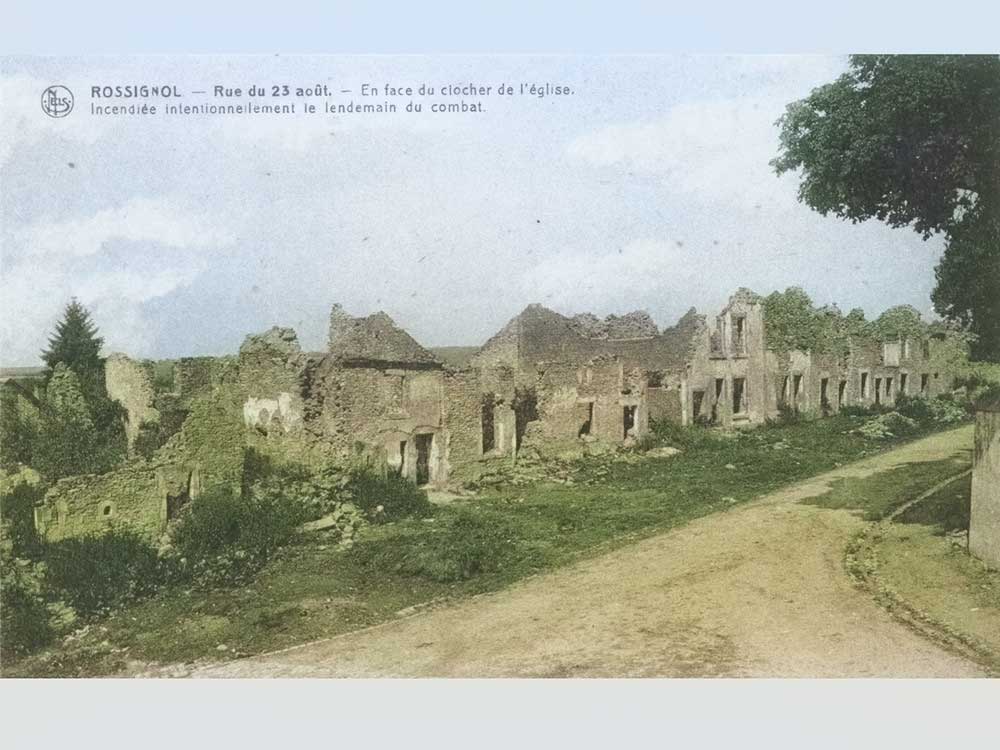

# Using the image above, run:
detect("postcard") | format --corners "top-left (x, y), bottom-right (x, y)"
top-left (1, 54), bottom-right (998, 679)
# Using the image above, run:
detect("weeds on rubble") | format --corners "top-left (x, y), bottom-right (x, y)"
top-left (646, 418), bottom-right (725, 451)
top-left (4, 416), bottom-right (972, 675)
top-left (170, 483), bottom-right (310, 586)
top-left (44, 527), bottom-right (167, 617)
top-left (354, 508), bottom-right (530, 582)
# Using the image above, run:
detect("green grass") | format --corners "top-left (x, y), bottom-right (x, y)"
top-left (2, 415), bottom-right (969, 677)
top-left (802, 456), bottom-right (971, 521)
top-left (871, 477), bottom-right (1000, 671)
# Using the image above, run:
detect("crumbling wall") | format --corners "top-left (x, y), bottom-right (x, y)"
top-left (646, 369), bottom-right (684, 425)
top-left (105, 353), bottom-right (158, 453)
top-left (569, 310), bottom-right (659, 340)
top-left (236, 327), bottom-right (308, 437)
top-left (34, 463), bottom-right (163, 542)
top-left (530, 357), bottom-right (646, 446)
top-left (174, 356), bottom-right (231, 402)
top-left (35, 393), bottom-right (246, 543)
top-left (442, 369), bottom-right (488, 478)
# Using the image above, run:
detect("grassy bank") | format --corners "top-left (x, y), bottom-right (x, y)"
top-left (4, 416), bottom-right (970, 677)
top-left (860, 476), bottom-right (1000, 672)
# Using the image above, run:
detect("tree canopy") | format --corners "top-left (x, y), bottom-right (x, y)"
top-left (772, 55), bottom-right (1000, 361)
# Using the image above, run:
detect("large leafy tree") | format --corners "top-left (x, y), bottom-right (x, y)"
top-left (772, 55), bottom-right (1000, 361)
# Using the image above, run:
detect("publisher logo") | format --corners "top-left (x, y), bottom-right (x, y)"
top-left (41, 85), bottom-right (74, 118)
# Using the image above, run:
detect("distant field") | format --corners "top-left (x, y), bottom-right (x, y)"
top-left (429, 346), bottom-right (480, 368)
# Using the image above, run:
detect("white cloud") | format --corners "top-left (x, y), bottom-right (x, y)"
top-left (520, 238), bottom-right (709, 315)
top-left (1, 196), bottom-right (235, 363)
top-left (17, 196), bottom-right (235, 258)
top-left (567, 95), bottom-right (796, 204)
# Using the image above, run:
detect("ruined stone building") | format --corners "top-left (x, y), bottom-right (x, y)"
top-left (32, 289), bottom-right (966, 542)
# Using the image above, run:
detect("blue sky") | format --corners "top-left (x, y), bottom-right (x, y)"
top-left (1, 55), bottom-right (949, 365)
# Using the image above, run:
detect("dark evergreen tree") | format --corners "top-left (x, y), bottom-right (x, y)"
top-left (41, 299), bottom-right (105, 398)
top-left (29, 300), bottom-right (127, 478)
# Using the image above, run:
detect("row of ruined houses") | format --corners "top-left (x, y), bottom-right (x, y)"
top-left (31, 289), bottom-right (967, 543)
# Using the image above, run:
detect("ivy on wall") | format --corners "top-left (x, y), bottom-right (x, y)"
top-left (761, 287), bottom-right (969, 357)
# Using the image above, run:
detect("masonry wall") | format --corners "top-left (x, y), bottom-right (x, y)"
top-left (36, 394), bottom-right (246, 543)
top-left (104, 353), bottom-right (158, 453)
top-left (685, 293), bottom-right (768, 427)
top-left (970, 405), bottom-right (1000, 568)
top-left (442, 369), bottom-right (490, 479)
top-left (175, 356), bottom-right (231, 402)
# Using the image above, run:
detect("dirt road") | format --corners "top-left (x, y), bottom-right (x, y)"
top-left (194, 426), bottom-right (983, 678)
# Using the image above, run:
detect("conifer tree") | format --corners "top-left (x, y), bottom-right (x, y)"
top-left (41, 299), bottom-right (104, 392)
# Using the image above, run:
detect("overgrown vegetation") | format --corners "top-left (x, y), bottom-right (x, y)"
top-left (761, 286), bottom-right (971, 363)
top-left (0, 447), bottom-right (434, 662)
top-left (3, 413), bottom-right (972, 676)
top-left (0, 300), bottom-right (127, 480)
top-left (857, 476), bottom-right (1000, 672)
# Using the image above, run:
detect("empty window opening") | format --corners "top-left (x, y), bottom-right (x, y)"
top-left (732, 377), bottom-right (747, 415)
top-left (692, 390), bottom-right (705, 421)
top-left (922, 340), bottom-right (931, 359)
top-left (398, 441), bottom-right (407, 475)
top-left (100, 502), bottom-right (114, 518)
top-left (820, 378), bottom-right (830, 415)
top-left (711, 378), bottom-right (725, 423)
top-left (415, 434), bottom-right (433, 486)
top-left (481, 395), bottom-right (496, 453)
top-left (838, 380), bottom-right (847, 408)
top-left (647, 371), bottom-right (664, 389)
top-left (874, 377), bottom-right (882, 405)
top-left (733, 316), bottom-right (747, 353)
top-left (885, 377), bottom-right (893, 399)
top-left (579, 401), bottom-right (594, 437)
top-left (861, 372), bottom-right (869, 399)
top-left (900, 373), bottom-right (908, 395)
top-left (780, 375), bottom-right (790, 405)
top-left (166, 488), bottom-right (190, 521)
top-left (513, 387), bottom-right (539, 450)
top-left (623, 405), bottom-right (637, 437)
top-left (921, 373), bottom-right (930, 394)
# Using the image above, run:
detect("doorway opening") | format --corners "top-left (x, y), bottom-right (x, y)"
top-left (481, 395), bottom-right (495, 454)
top-left (415, 434), bottom-right (433, 486)
top-left (578, 401), bottom-right (594, 437)
top-left (623, 405), bottom-right (637, 437)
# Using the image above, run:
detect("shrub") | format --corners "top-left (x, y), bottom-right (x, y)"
top-left (766, 402), bottom-right (803, 427)
top-left (839, 403), bottom-right (887, 418)
top-left (854, 411), bottom-right (919, 440)
top-left (0, 479), bottom-right (44, 558)
top-left (169, 484), bottom-right (305, 587)
top-left (43, 527), bottom-right (166, 617)
top-left (347, 468), bottom-right (432, 522)
top-left (895, 394), bottom-right (968, 425)
top-left (355, 508), bottom-right (525, 583)
top-left (649, 418), bottom-right (723, 451)
top-left (0, 550), bottom-right (54, 659)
